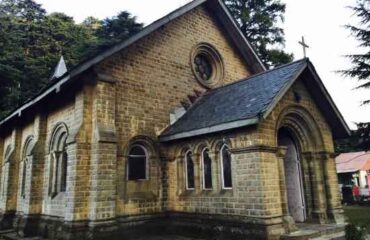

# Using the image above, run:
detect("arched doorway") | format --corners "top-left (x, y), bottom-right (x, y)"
top-left (278, 127), bottom-right (306, 222)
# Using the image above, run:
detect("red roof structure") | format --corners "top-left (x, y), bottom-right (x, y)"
top-left (336, 151), bottom-right (370, 173)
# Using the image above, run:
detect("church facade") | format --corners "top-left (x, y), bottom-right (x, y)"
top-left (0, 0), bottom-right (350, 239)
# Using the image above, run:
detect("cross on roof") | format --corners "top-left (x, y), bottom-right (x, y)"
top-left (298, 36), bottom-right (309, 58)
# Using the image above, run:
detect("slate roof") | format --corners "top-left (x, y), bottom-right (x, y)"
top-left (160, 59), bottom-right (350, 142)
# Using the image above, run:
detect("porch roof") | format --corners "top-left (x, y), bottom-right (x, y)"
top-left (160, 58), bottom-right (350, 142)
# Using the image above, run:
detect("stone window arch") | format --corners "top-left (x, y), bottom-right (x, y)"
top-left (127, 144), bottom-right (148, 181)
top-left (201, 147), bottom-right (212, 190)
top-left (220, 144), bottom-right (232, 189)
top-left (20, 136), bottom-right (35, 198)
top-left (49, 123), bottom-right (68, 198)
top-left (1, 145), bottom-right (12, 199)
top-left (185, 150), bottom-right (195, 190)
top-left (123, 136), bottom-right (161, 200)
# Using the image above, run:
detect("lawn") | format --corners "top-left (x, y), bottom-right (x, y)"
top-left (343, 205), bottom-right (370, 233)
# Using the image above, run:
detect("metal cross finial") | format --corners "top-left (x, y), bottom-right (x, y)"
top-left (298, 36), bottom-right (309, 58)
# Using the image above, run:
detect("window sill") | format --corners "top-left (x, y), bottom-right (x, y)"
top-left (127, 179), bottom-right (149, 182)
top-left (200, 189), bottom-right (218, 196)
top-left (127, 191), bottom-right (157, 201)
top-left (50, 192), bottom-right (66, 200)
top-left (179, 189), bottom-right (197, 197)
top-left (220, 188), bottom-right (233, 196)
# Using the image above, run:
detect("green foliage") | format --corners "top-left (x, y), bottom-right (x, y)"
top-left (342, 0), bottom-right (370, 104)
top-left (345, 223), bottom-right (367, 240)
top-left (339, 1), bottom-right (370, 152)
top-left (335, 130), bottom-right (360, 153)
top-left (335, 122), bottom-right (370, 152)
top-left (355, 122), bottom-right (370, 150)
top-left (0, 0), bottom-right (48, 112)
top-left (223, 0), bottom-right (293, 68)
top-left (96, 11), bottom-right (143, 51)
top-left (0, 0), bottom-right (143, 119)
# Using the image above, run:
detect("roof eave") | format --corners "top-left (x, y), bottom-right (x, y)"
top-left (159, 117), bottom-right (259, 142)
top-left (306, 63), bottom-right (351, 138)
top-left (261, 59), bottom-right (350, 139)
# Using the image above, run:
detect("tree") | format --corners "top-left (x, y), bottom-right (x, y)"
top-left (355, 122), bottom-right (370, 150)
top-left (43, 13), bottom-right (101, 68)
top-left (0, 0), bottom-right (143, 119)
top-left (341, 0), bottom-right (370, 151)
top-left (343, 0), bottom-right (370, 105)
top-left (223, 0), bottom-right (293, 67)
top-left (95, 11), bottom-right (143, 52)
top-left (0, 0), bottom-right (48, 109)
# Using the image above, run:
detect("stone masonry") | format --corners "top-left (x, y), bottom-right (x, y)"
top-left (0, 1), bottom-right (348, 239)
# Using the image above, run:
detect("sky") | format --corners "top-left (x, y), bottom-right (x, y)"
top-left (34, 0), bottom-right (370, 129)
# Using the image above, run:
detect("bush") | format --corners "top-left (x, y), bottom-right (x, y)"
top-left (345, 223), bottom-right (367, 240)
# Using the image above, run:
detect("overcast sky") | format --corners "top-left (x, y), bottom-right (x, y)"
top-left (35, 0), bottom-right (370, 129)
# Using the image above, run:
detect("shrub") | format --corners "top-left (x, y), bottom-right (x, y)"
top-left (345, 223), bottom-right (367, 240)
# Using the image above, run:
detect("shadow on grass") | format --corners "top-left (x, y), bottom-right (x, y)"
top-left (343, 205), bottom-right (370, 233)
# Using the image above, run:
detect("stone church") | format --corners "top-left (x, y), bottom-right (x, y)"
top-left (0, 0), bottom-right (350, 239)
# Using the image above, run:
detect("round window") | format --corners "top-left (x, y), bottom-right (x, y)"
top-left (194, 54), bottom-right (213, 82)
top-left (191, 43), bottom-right (224, 88)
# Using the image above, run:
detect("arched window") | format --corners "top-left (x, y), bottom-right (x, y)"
top-left (185, 150), bottom-right (195, 190)
top-left (220, 144), bottom-right (232, 189)
top-left (49, 123), bottom-right (68, 197)
top-left (127, 144), bottom-right (147, 180)
top-left (21, 136), bottom-right (35, 198)
top-left (4, 145), bottom-right (11, 160)
top-left (1, 145), bottom-right (12, 199)
top-left (202, 148), bottom-right (212, 189)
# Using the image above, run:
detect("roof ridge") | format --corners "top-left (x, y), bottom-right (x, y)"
top-left (210, 58), bottom-right (308, 94)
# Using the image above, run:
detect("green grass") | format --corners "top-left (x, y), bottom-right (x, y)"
top-left (343, 205), bottom-right (370, 233)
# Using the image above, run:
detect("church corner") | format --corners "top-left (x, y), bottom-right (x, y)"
top-left (0, 0), bottom-right (349, 239)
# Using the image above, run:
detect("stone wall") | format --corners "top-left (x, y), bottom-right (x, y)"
top-left (257, 79), bottom-right (342, 224)
top-left (94, 5), bottom-right (252, 218)
top-left (162, 78), bottom-right (342, 238)
top-left (0, 3), bottom-right (344, 239)
top-left (16, 122), bottom-right (34, 215)
top-left (42, 101), bottom-right (75, 218)
top-left (162, 129), bottom-right (285, 239)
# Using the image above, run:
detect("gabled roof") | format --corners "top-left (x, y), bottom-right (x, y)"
top-left (336, 151), bottom-right (370, 173)
top-left (160, 58), bottom-right (351, 142)
top-left (0, 0), bottom-right (265, 130)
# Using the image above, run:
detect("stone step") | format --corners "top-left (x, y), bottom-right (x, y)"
top-left (281, 224), bottom-right (346, 240)
top-left (1, 232), bottom-right (42, 240)
top-left (310, 231), bottom-right (345, 240)
top-left (0, 230), bottom-right (15, 236)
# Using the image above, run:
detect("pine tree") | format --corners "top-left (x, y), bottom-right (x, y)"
top-left (0, 0), bottom-right (47, 108)
top-left (341, 0), bottom-right (370, 151)
top-left (96, 11), bottom-right (143, 52)
top-left (343, 0), bottom-right (370, 104)
top-left (223, 0), bottom-right (293, 68)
